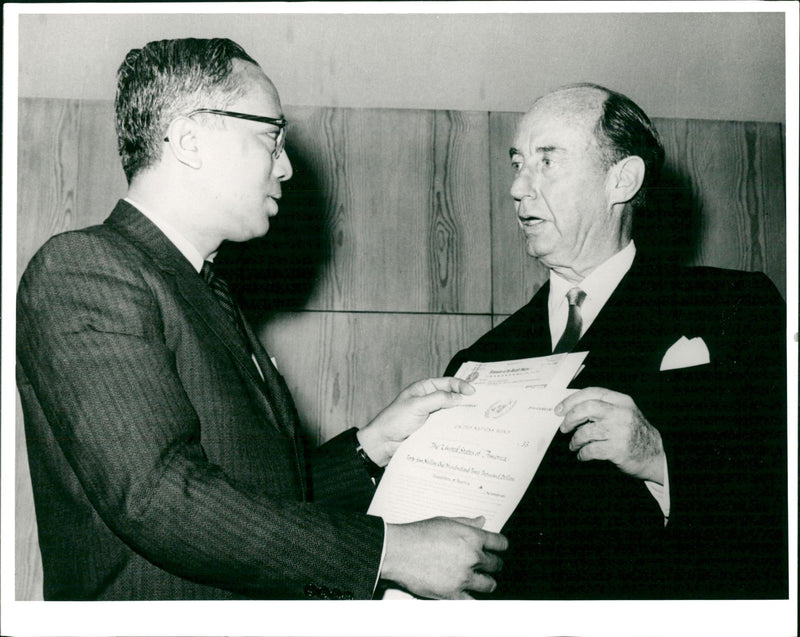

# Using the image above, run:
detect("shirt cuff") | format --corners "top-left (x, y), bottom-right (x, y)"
top-left (644, 454), bottom-right (671, 526)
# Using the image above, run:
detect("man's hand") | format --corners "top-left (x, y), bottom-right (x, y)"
top-left (555, 387), bottom-right (665, 484)
top-left (357, 377), bottom-right (475, 467)
top-left (381, 516), bottom-right (508, 599)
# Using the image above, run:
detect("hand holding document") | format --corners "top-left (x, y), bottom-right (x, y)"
top-left (369, 352), bottom-right (587, 599)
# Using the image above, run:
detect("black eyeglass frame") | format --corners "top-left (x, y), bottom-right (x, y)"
top-left (163, 109), bottom-right (288, 158)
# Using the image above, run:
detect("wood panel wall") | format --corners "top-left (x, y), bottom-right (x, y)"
top-left (13, 97), bottom-right (786, 600)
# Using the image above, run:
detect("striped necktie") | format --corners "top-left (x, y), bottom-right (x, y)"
top-left (201, 260), bottom-right (243, 335)
top-left (553, 287), bottom-right (587, 354)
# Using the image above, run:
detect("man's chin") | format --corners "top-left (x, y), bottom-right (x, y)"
top-left (524, 238), bottom-right (550, 259)
top-left (234, 220), bottom-right (271, 243)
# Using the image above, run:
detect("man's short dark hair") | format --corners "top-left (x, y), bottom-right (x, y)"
top-left (578, 83), bottom-right (666, 214)
top-left (115, 38), bottom-right (259, 183)
top-left (552, 83), bottom-right (665, 214)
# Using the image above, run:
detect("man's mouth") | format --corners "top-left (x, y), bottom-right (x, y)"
top-left (519, 215), bottom-right (546, 226)
top-left (266, 194), bottom-right (281, 216)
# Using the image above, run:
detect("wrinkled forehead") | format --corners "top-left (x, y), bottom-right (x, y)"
top-left (514, 87), bottom-right (605, 152)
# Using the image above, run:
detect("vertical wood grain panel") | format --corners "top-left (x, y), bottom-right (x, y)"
top-left (654, 118), bottom-right (785, 289)
top-left (489, 111), bottom-right (548, 315)
top-left (285, 107), bottom-right (491, 314)
top-left (17, 98), bottom-right (81, 278)
top-left (755, 123), bottom-right (786, 299)
top-left (15, 393), bottom-right (42, 601)
top-left (77, 100), bottom-right (128, 224)
top-left (259, 312), bottom-right (492, 445)
top-left (17, 98), bottom-right (125, 276)
top-left (429, 110), bottom-right (492, 313)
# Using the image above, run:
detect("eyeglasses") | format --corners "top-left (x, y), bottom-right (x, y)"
top-left (164, 108), bottom-right (288, 159)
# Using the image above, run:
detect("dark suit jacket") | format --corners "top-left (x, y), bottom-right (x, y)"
top-left (17, 200), bottom-right (384, 600)
top-left (446, 256), bottom-right (788, 599)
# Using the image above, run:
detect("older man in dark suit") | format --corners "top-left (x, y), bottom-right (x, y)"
top-left (16, 37), bottom-right (507, 601)
top-left (446, 83), bottom-right (787, 599)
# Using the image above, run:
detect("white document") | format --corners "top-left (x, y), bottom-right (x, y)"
top-left (369, 353), bottom-right (586, 599)
top-left (456, 352), bottom-right (587, 392)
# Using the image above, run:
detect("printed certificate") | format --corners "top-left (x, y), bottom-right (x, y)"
top-left (368, 353), bottom-right (586, 598)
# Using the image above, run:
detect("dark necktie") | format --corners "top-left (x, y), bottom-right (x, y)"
top-left (201, 260), bottom-right (243, 336)
top-left (553, 287), bottom-right (587, 354)
top-left (201, 260), bottom-right (299, 433)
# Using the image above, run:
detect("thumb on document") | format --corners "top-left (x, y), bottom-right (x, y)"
top-left (450, 516), bottom-right (487, 529)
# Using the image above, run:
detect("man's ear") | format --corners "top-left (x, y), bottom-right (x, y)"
top-left (606, 155), bottom-right (645, 206)
top-left (163, 117), bottom-right (202, 169)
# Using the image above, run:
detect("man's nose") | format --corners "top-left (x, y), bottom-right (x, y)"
top-left (273, 150), bottom-right (293, 182)
top-left (510, 171), bottom-right (535, 202)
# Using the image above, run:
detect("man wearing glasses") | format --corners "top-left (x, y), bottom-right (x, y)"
top-left (16, 37), bottom-right (507, 601)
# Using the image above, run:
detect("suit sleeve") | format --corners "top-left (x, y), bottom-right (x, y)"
top-left (309, 428), bottom-right (378, 511)
top-left (17, 233), bottom-right (383, 599)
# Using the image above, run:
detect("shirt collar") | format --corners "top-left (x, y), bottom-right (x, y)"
top-left (549, 240), bottom-right (637, 308)
top-left (124, 197), bottom-right (207, 273)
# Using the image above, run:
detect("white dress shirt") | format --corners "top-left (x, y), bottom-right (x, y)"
top-left (547, 241), bottom-right (670, 522)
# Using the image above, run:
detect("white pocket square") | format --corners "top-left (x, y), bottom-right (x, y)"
top-left (660, 336), bottom-right (710, 371)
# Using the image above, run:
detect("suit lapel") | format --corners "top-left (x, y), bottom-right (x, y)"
top-left (571, 257), bottom-right (683, 388)
top-left (238, 313), bottom-right (299, 437)
top-left (104, 201), bottom-right (292, 434)
top-left (174, 273), bottom-right (270, 387)
top-left (237, 319), bottom-right (306, 497)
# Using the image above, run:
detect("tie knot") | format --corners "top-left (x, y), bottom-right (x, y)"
top-left (566, 287), bottom-right (586, 307)
top-left (201, 260), bottom-right (216, 285)
top-left (201, 260), bottom-right (233, 295)
top-left (201, 260), bottom-right (238, 328)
